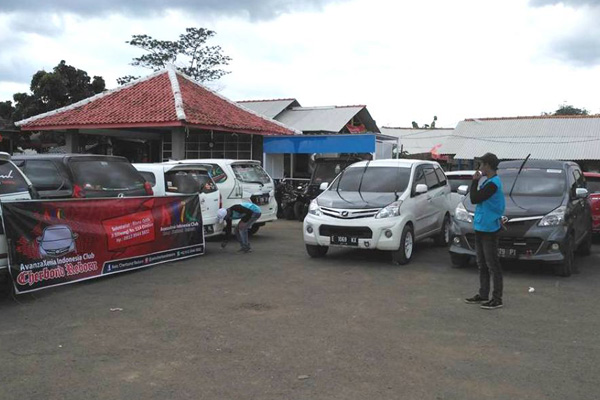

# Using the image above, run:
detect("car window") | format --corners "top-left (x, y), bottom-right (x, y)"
top-left (434, 167), bottom-right (447, 186)
top-left (207, 164), bottom-right (227, 184)
top-left (424, 167), bottom-right (439, 189)
top-left (0, 161), bottom-right (30, 195)
top-left (231, 163), bottom-right (271, 184)
top-left (311, 162), bottom-right (346, 185)
top-left (139, 171), bottom-right (156, 186)
top-left (448, 176), bottom-right (472, 192)
top-left (573, 169), bottom-right (585, 188)
top-left (413, 167), bottom-right (426, 188)
top-left (166, 169), bottom-right (218, 194)
top-left (586, 177), bottom-right (600, 193)
top-left (332, 167), bottom-right (411, 193)
top-left (70, 160), bottom-right (146, 192)
top-left (23, 160), bottom-right (67, 191)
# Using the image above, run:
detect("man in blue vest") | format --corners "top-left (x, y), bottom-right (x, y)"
top-left (218, 202), bottom-right (262, 253)
top-left (465, 153), bottom-right (506, 310)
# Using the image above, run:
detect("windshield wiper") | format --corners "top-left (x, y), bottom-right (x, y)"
top-left (357, 160), bottom-right (372, 207)
top-left (508, 153), bottom-right (530, 211)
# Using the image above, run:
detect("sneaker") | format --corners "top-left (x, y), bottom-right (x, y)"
top-left (243, 247), bottom-right (253, 253)
top-left (464, 294), bottom-right (489, 304)
top-left (480, 299), bottom-right (503, 310)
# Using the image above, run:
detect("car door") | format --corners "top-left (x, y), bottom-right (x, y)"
top-left (411, 165), bottom-right (438, 238)
top-left (423, 165), bottom-right (446, 232)
top-left (571, 167), bottom-right (590, 244)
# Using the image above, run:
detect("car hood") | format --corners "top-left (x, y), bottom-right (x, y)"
top-left (317, 191), bottom-right (397, 209)
top-left (465, 195), bottom-right (563, 217)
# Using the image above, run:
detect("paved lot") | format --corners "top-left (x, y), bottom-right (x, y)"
top-left (0, 220), bottom-right (599, 400)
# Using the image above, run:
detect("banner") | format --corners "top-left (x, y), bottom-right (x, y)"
top-left (2, 195), bottom-right (204, 294)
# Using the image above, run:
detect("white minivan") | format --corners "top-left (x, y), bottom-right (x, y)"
top-left (133, 163), bottom-right (223, 237)
top-left (303, 159), bottom-right (452, 264)
top-left (0, 152), bottom-right (35, 271)
top-left (167, 159), bottom-right (277, 235)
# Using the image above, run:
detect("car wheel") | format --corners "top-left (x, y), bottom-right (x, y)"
top-left (306, 244), bottom-right (328, 258)
top-left (392, 224), bottom-right (414, 265)
top-left (576, 229), bottom-right (592, 257)
top-left (434, 214), bottom-right (451, 247)
top-left (555, 238), bottom-right (574, 277)
top-left (249, 225), bottom-right (260, 236)
top-left (450, 252), bottom-right (470, 268)
top-left (294, 201), bottom-right (308, 222)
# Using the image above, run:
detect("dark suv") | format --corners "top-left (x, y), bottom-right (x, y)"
top-left (449, 160), bottom-right (592, 277)
top-left (13, 154), bottom-right (153, 199)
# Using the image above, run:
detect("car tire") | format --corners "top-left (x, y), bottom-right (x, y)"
top-left (576, 229), bottom-right (592, 257)
top-left (450, 252), bottom-right (470, 268)
top-left (555, 238), bottom-right (574, 277)
top-left (294, 201), bottom-right (308, 222)
top-left (249, 225), bottom-right (260, 236)
top-left (306, 244), bottom-right (328, 258)
top-left (434, 214), bottom-right (451, 247)
top-left (392, 224), bottom-right (414, 265)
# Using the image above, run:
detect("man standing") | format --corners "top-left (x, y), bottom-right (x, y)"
top-left (464, 153), bottom-right (506, 310)
top-left (218, 202), bottom-right (262, 253)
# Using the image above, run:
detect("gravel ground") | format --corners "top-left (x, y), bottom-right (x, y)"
top-left (0, 220), bottom-right (598, 400)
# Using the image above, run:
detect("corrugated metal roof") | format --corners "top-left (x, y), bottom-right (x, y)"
top-left (276, 106), bottom-right (380, 133)
top-left (380, 127), bottom-right (453, 154)
top-left (440, 116), bottom-right (600, 160)
top-left (237, 99), bottom-right (300, 119)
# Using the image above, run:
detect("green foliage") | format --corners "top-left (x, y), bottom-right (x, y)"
top-left (119, 27), bottom-right (232, 85)
top-left (554, 104), bottom-right (589, 116)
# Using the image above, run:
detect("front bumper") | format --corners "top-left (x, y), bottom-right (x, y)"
top-left (303, 213), bottom-right (406, 251)
top-left (449, 218), bottom-right (568, 263)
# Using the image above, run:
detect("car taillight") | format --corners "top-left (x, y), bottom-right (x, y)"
top-left (72, 184), bottom-right (85, 198)
top-left (144, 182), bottom-right (154, 195)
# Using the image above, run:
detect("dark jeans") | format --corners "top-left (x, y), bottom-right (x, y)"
top-left (235, 212), bottom-right (261, 249)
top-left (475, 231), bottom-right (503, 301)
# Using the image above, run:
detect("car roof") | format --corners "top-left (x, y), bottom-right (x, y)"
top-left (12, 154), bottom-right (130, 162)
top-left (498, 159), bottom-right (575, 169)
top-left (169, 159), bottom-right (260, 166)
top-left (134, 163), bottom-right (210, 173)
top-left (446, 170), bottom-right (477, 176)
top-left (347, 159), bottom-right (439, 169)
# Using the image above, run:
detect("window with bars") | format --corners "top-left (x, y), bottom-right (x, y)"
top-left (184, 131), bottom-right (252, 160)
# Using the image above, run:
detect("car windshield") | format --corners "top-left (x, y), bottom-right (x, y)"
top-left (231, 163), bottom-right (270, 184)
top-left (311, 162), bottom-right (348, 185)
top-left (498, 168), bottom-right (566, 197)
top-left (0, 161), bottom-right (29, 195)
top-left (71, 160), bottom-right (146, 191)
top-left (165, 169), bottom-right (217, 194)
top-left (448, 176), bottom-right (472, 193)
top-left (331, 167), bottom-right (411, 193)
top-left (586, 177), bottom-right (600, 194)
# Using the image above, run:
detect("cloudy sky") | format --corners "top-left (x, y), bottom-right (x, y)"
top-left (1, 0), bottom-right (599, 127)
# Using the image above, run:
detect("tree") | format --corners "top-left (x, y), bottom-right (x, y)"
top-left (553, 104), bottom-right (589, 116)
top-left (11, 60), bottom-right (105, 122)
top-left (118, 27), bottom-right (232, 85)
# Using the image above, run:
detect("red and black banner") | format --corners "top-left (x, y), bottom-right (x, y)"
top-left (1, 196), bottom-right (204, 294)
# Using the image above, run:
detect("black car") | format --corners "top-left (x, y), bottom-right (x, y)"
top-left (449, 160), bottom-right (592, 277)
top-left (13, 154), bottom-right (153, 199)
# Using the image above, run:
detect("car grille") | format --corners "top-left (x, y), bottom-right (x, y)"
top-left (321, 207), bottom-right (380, 219)
top-left (465, 234), bottom-right (544, 255)
top-left (319, 225), bottom-right (373, 238)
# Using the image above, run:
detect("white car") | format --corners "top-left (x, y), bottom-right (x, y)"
top-left (303, 159), bottom-right (452, 264)
top-left (166, 159), bottom-right (277, 235)
top-left (445, 170), bottom-right (476, 214)
top-left (133, 163), bottom-right (223, 237)
top-left (0, 152), bottom-right (34, 271)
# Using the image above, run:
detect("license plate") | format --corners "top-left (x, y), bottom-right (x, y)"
top-left (251, 194), bottom-right (269, 206)
top-left (497, 248), bottom-right (517, 258)
top-left (331, 235), bottom-right (359, 246)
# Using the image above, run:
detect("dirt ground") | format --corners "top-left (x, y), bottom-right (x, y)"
top-left (0, 220), bottom-right (598, 400)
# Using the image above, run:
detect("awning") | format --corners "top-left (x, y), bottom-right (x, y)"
top-left (263, 134), bottom-right (376, 154)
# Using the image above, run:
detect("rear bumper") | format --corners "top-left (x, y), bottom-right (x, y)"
top-left (449, 218), bottom-right (568, 263)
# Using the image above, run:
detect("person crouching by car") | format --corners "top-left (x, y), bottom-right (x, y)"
top-left (464, 152), bottom-right (506, 310)
top-left (218, 203), bottom-right (262, 253)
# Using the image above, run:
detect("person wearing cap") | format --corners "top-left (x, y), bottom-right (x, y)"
top-left (217, 202), bottom-right (262, 253)
top-left (464, 152), bottom-right (506, 310)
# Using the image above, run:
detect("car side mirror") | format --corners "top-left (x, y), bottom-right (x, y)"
top-left (319, 182), bottom-right (329, 191)
top-left (457, 185), bottom-right (469, 196)
top-left (415, 184), bottom-right (428, 195)
top-left (576, 188), bottom-right (589, 199)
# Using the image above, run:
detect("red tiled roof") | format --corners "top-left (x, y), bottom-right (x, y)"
top-left (16, 69), bottom-right (297, 136)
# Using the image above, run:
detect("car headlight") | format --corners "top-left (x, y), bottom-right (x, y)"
top-left (308, 199), bottom-right (322, 216)
top-left (455, 203), bottom-right (473, 223)
top-left (538, 206), bottom-right (566, 227)
top-left (375, 201), bottom-right (402, 219)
